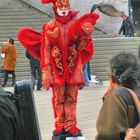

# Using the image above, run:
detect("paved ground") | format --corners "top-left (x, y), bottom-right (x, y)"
top-left (4, 81), bottom-right (109, 140)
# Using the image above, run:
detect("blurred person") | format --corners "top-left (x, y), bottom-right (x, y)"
top-left (82, 62), bottom-right (102, 89)
top-left (118, 14), bottom-right (137, 37)
top-left (83, 63), bottom-right (90, 87)
top-left (26, 51), bottom-right (42, 91)
top-left (96, 52), bottom-right (140, 140)
top-left (0, 38), bottom-right (17, 87)
top-left (124, 123), bottom-right (140, 140)
top-left (0, 91), bottom-right (21, 140)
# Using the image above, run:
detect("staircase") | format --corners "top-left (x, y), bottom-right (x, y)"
top-left (91, 37), bottom-right (140, 81)
top-left (0, 0), bottom-right (140, 86)
top-left (0, 0), bottom-right (51, 86)
top-left (0, 7), bottom-right (51, 41)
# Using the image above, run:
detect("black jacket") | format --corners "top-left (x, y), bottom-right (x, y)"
top-left (118, 17), bottom-right (136, 37)
top-left (96, 87), bottom-right (140, 140)
top-left (0, 92), bottom-right (22, 140)
top-left (25, 51), bottom-right (40, 68)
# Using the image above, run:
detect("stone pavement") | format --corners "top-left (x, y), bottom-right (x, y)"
top-left (4, 81), bottom-right (109, 140)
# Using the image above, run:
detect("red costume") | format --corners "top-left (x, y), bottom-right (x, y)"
top-left (18, 0), bottom-right (99, 136)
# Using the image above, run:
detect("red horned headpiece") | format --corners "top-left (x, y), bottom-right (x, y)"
top-left (41, 0), bottom-right (70, 9)
top-left (41, 0), bottom-right (57, 5)
top-left (56, 0), bottom-right (70, 8)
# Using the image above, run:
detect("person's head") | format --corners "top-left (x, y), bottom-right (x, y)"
top-left (109, 52), bottom-right (140, 89)
top-left (41, 0), bottom-right (70, 17)
top-left (8, 38), bottom-right (14, 45)
top-left (121, 14), bottom-right (128, 21)
top-left (55, 0), bottom-right (70, 16)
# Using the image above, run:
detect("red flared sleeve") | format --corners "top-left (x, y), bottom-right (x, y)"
top-left (17, 28), bottom-right (42, 60)
top-left (68, 13), bottom-right (99, 64)
top-left (68, 13), bottom-right (99, 41)
top-left (80, 39), bottom-right (94, 64)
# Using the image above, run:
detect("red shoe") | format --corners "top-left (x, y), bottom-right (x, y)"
top-left (53, 126), bottom-right (64, 135)
top-left (68, 127), bottom-right (82, 136)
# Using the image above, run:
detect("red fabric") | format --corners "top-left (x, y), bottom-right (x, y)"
top-left (17, 13), bottom-right (99, 87)
top-left (53, 126), bottom-right (64, 134)
top-left (55, 10), bottom-right (79, 24)
top-left (41, 0), bottom-right (56, 5)
top-left (50, 43), bottom-right (66, 86)
top-left (80, 39), bottom-right (94, 64)
top-left (68, 127), bottom-right (81, 134)
top-left (52, 85), bottom-right (78, 130)
top-left (68, 13), bottom-right (99, 41)
top-left (45, 26), bottom-right (61, 43)
top-left (41, 0), bottom-right (70, 10)
top-left (17, 28), bottom-right (42, 60)
top-left (67, 13), bottom-right (99, 64)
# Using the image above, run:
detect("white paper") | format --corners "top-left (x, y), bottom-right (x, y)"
top-left (66, 136), bottom-right (85, 140)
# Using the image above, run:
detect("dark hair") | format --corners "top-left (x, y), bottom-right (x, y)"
top-left (121, 14), bottom-right (127, 17)
top-left (110, 52), bottom-right (139, 89)
top-left (8, 38), bottom-right (14, 45)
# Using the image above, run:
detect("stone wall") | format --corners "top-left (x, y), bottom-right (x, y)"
top-left (21, 0), bottom-right (129, 35)
top-left (21, 0), bottom-right (53, 16)
top-left (95, 0), bottom-right (129, 34)
top-left (0, 0), bottom-right (129, 35)
top-left (0, 0), bottom-right (18, 7)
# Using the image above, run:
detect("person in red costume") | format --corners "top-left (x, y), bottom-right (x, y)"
top-left (17, 0), bottom-right (99, 136)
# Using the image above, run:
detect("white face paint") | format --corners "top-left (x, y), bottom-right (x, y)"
top-left (57, 8), bottom-right (69, 16)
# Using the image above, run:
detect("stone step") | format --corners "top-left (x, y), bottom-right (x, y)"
top-left (0, 5), bottom-right (50, 42)
top-left (2, 0), bottom-right (139, 85)
top-left (90, 37), bottom-right (140, 81)
top-left (0, 26), bottom-right (42, 30)
top-left (0, 29), bottom-right (41, 35)
top-left (0, 13), bottom-right (47, 18)
top-left (0, 18), bottom-right (47, 23)
top-left (2, 36), bottom-right (140, 83)
top-left (0, 22), bottom-right (45, 27)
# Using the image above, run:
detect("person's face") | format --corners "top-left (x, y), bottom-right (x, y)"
top-left (122, 15), bottom-right (127, 21)
top-left (82, 22), bottom-right (94, 36)
top-left (56, 1), bottom-right (70, 16)
top-left (5, 39), bottom-right (9, 45)
top-left (109, 71), bottom-right (118, 89)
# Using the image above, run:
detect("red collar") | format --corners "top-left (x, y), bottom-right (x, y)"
top-left (55, 10), bottom-right (79, 24)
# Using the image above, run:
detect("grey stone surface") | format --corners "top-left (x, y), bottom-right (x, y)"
top-left (0, 0), bottom-right (128, 34)
top-left (16, 0), bottom-right (129, 34)
top-left (4, 81), bottom-right (108, 140)
top-left (22, 0), bottom-right (53, 16)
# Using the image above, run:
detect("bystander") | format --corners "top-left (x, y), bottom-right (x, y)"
top-left (118, 14), bottom-right (137, 37)
top-left (26, 51), bottom-right (42, 91)
top-left (0, 38), bottom-right (17, 87)
top-left (96, 52), bottom-right (140, 140)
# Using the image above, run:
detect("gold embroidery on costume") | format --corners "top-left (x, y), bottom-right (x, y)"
top-left (68, 44), bottom-right (77, 72)
top-left (45, 25), bottom-right (48, 47)
top-left (44, 25), bottom-right (51, 66)
top-left (52, 46), bottom-right (64, 75)
top-left (47, 27), bottom-right (59, 39)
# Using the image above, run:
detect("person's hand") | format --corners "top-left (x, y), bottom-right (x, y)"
top-left (46, 27), bottom-right (60, 43)
top-left (81, 22), bottom-right (94, 39)
top-left (42, 67), bottom-right (53, 90)
top-left (134, 32), bottom-right (137, 37)
top-left (125, 129), bottom-right (138, 140)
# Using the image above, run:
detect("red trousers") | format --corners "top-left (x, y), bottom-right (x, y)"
top-left (52, 84), bottom-right (78, 131)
